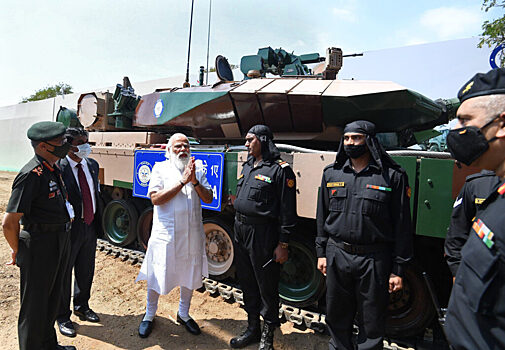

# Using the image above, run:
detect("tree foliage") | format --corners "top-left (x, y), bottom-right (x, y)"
top-left (21, 83), bottom-right (73, 103)
top-left (479, 0), bottom-right (505, 67)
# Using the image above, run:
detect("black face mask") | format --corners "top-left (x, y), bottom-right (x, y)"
top-left (446, 117), bottom-right (499, 166)
top-left (45, 142), bottom-right (72, 159)
top-left (344, 144), bottom-right (368, 159)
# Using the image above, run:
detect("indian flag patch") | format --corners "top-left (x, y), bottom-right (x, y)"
top-left (472, 219), bottom-right (495, 249)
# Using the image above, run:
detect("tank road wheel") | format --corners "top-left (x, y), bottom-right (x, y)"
top-left (279, 240), bottom-right (325, 308)
top-left (385, 265), bottom-right (436, 337)
top-left (204, 218), bottom-right (235, 280)
top-left (136, 207), bottom-right (153, 251)
top-left (102, 199), bottom-right (139, 247)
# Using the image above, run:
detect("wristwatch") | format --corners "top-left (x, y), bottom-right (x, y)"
top-left (279, 242), bottom-right (289, 249)
top-left (193, 180), bottom-right (200, 187)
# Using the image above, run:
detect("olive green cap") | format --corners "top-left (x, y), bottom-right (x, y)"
top-left (27, 121), bottom-right (67, 141)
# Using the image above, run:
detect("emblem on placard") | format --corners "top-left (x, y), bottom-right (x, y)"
top-left (137, 161), bottom-right (151, 187)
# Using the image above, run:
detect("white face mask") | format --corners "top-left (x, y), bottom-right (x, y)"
top-left (74, 143), bottom-right (92, 159)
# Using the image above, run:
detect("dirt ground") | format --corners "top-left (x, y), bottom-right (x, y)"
top-left (0, 171), bottom-right (329, 350)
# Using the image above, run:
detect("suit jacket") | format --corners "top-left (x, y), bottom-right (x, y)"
top-left (58, 157), bottom-right (103, 236)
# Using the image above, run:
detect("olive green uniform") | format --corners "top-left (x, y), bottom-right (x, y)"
top-left (7, 155), bottom-right (72, 350)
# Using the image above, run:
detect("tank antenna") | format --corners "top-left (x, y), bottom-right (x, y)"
top-left (184, 0), bottom-right (195, 88)
top-left (205, 0), bottom-right (212, 85)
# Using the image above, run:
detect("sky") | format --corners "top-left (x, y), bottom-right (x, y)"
top-left (0, 0), bottom-right (500, 107)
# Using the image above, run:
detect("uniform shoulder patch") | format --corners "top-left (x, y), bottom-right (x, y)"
top-left (286, 178), bottom-right (295, 188)
top-left (276, 159), bottom-right (289, 168)
top-left (31, 165), bottom-right (43, 176)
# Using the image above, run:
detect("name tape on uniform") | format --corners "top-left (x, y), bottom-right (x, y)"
top-left (474, 198), bottom-right (485, 205)
top-left (327, 182), bottom-right (345, 188)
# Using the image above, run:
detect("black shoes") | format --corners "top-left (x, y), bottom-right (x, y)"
top-left (55, 345), bottom-right (76, 350)
top-left (177, 313), bottom-right (201, 335)
top-left (258, 323), bottom-right (276, 350)
top-left (57, 320), bottom-right (76, 338)
top-left (230, 327), bottom-right (261, 348)
top-left (139, 318), bottom-right (154, 338)
top-left (74, 308), bottom-right (100, 322)
top-left (230, 315), bottom-right (262, 349)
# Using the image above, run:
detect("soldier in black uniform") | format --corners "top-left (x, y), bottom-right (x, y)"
top-left (445, 170), bottom-right (499, 278)
top-left (230, 125), bottom-right (297, 350)
top-left (445, 68), bottom-right (505, 349)
top-left (2, 121), bottom-right (76, 350)
top-left (316, 120), bottom-right (413, 350)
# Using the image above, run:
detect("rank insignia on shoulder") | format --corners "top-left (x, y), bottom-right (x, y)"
top-left (498, 183), bottom-right (505, 195)
top-left (255, 174), bottom-right (272, 183)
top-left (366, 184), bottom-right (392, 192)
top-left (277, 160), bottom-right (289, 168)
top-left (327, 182), bottom-right (344, 188)
top-left (474, 198), bottom-right (485, 205)
top-left (32, 166), bottom-right (43, 176)
top-left (472, 218), bottom-right (494, 249)
top-left (238, 174), bottom-right (244, 180)
top-left (286, 178), bottom-right (295, 188)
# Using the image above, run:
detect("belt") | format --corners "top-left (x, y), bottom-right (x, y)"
top-left (235, 212), bottom-right (273, 225)
top-left (330, 238), bottom-right (390, 255)
top-left (22, 222), bottom-right (72, 233)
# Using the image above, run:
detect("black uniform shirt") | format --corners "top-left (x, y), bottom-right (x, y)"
top-left (316, 158), bottom-right (413, 276)
top-left (445, 180), bottom-right (505, 349)
top-left (6, 155), bottom-right (70, 225)
top-left (233, 158), bottom-right (297, 242)
top-left (445, 170), bottom-right (500, 277)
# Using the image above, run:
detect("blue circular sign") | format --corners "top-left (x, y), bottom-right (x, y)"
top-left (489, 44), bottom-right (504, 69)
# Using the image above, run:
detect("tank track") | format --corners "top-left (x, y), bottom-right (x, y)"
top-left (96, 238), bottom-right (414, 350)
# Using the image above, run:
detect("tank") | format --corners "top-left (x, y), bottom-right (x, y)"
top-left (73, 47), bottom-right (469, 342)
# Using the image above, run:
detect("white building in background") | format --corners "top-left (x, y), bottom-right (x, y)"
top-left (0, 37), bottom-right (494, 171)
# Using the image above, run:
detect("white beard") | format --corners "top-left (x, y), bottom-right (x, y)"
top-left (169, 149), bottom-right (190, 171)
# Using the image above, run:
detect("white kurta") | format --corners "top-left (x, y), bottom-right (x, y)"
top-left (136, 160), bottom-right (210, 295)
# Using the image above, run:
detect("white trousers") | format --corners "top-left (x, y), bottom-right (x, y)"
top-left (144, 286), bottom-right (193, 320)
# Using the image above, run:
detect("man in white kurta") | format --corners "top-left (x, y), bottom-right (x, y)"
top-left (136, 133), bottom-right (213, 338)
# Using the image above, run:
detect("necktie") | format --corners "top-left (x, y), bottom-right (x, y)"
top-left (76, 163), bottom-right (94, 225)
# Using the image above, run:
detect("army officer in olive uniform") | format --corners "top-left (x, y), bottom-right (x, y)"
top-left (231, 125), bottom-right (297, 350)
top-left (2, 121), bottom-right (76, 350)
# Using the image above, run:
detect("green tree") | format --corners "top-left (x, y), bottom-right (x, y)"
top-left (21, 83), bottom-right (73, 103)
top-left (479, 0), bottom-right (505, 66)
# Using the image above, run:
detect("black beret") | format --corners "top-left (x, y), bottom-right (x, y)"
top-left (27, 121), bottom-right (67, 141)
top-left (343, 120), bottom-right (376, 136)
top-left (458, 68), bottom-right (505, 103)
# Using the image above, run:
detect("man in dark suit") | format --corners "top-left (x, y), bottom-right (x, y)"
top-left (56, 128), bottom-right (102, 337)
